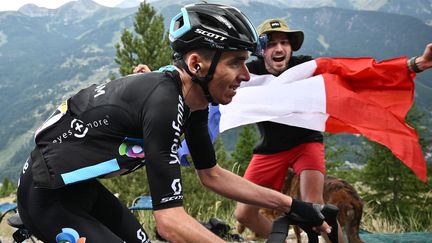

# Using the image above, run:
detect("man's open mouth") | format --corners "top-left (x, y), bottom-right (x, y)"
top-left (273, 56), bottom-right (284, 62)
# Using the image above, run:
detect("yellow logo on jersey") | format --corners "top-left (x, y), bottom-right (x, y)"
top-left (58, 100), bottom-right (68, 114)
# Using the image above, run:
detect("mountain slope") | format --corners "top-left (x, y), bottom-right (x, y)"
top-left (148, 0), bottom-right (432, 25)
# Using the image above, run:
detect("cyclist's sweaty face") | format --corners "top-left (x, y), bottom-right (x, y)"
top-left (208, 51), bottom-right (250, 105)
top-left (263, 32), bottom-right (292, 76)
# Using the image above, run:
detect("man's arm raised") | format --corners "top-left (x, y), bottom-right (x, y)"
top-left (408, 43), bottom-right (432, 73)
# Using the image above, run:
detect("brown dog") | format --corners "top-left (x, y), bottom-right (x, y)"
top-left (237, 169), bottom-right (364, 243)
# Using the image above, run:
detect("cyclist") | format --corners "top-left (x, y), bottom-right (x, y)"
top-left (16, 3), bottom-right (332, 243)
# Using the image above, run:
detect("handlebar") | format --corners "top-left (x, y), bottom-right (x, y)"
top-left (266, 204), bottom-right (339, 243)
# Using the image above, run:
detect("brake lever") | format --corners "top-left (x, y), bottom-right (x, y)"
top-left (297, 204), bottom-right (339, 243)
top-left (321, 204), bottom-right (339, 243)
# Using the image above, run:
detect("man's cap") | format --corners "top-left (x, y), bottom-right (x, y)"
top-left (256, 18), bottom-right (304, 51)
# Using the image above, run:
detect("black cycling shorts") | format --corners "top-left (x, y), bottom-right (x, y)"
top-left (17, 157), bottom-right (150, 243)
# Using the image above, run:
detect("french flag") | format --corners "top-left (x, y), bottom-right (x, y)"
top-left (180, 57), bottom-right (427, 182)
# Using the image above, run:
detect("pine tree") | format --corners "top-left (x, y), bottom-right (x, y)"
top-left (231, 125), bottom-right (259, 176)
top-left (114, 1), bottom-right (172, 76)
top-left (214, 137), bottom-right (227, 163)
top-left (0, 177), bottom-right (16, 197)
top-left (359, 104), bottom-right (431, 223)
top-left (324, 133), bottom-right (347, 174)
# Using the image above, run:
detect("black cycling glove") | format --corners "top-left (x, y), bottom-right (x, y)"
top-left (287, 198), bottom-right (325, 227)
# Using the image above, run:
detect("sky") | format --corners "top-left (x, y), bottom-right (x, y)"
top-left (0, 0), bottom-right (137, 11)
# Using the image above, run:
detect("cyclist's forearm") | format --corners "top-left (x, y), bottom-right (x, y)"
top-left (197, 164), bottom-right (293, 213)
top-left (197, 164), bottom-right (333, 235)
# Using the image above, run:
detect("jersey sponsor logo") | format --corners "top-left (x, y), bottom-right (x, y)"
top-left (52, 117), bottom-right (110, 144)
top-left (136, 228), bottom-right (149, 243)
top-left (169, 95), bottom-right (184, 164)
top-left (22, 157), bottom-right (30, 174)
top-left (171, 178), bottom-right (182, 195)
top-left (160, 195), bottom-right (183, 203)
top-left (118, 137), bottom-right (145, 158)
top-left (195, 28), bottom-right (227, 41)
top-left (71, 119), bottom-right (88, 138)
top-left (160, 178), bottom-right (183, 203)
top-left (94, 84), bottom-right (106, 98)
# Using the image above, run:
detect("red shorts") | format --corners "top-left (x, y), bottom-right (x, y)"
top-left (243, 142), bottom-right (325, 191)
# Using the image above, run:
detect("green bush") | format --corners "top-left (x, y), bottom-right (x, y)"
top-left (0, 177), bottom-right (16, 197)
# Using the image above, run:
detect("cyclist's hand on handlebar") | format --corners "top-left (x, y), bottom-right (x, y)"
top-left (287, 198), bottom-right (332, 234)
top-left (287, 198), bottom-right (324, 226)
top-left (133, 64), bottom-right (151, 73)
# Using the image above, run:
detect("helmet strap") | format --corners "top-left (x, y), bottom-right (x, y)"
top-left (178, 50), bottom-right (222, 104)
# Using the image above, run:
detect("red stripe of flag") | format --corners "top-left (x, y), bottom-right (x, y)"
top-left (315, 57), bottom-right (426, 182)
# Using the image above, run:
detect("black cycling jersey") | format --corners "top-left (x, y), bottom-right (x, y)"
top-left (28, 69), bottom-right (216, 210)
top-left (246, 56), bottom-right (324, 154)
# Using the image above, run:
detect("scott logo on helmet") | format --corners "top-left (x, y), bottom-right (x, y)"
top-left (195, 28), bottom-right (227, 41)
